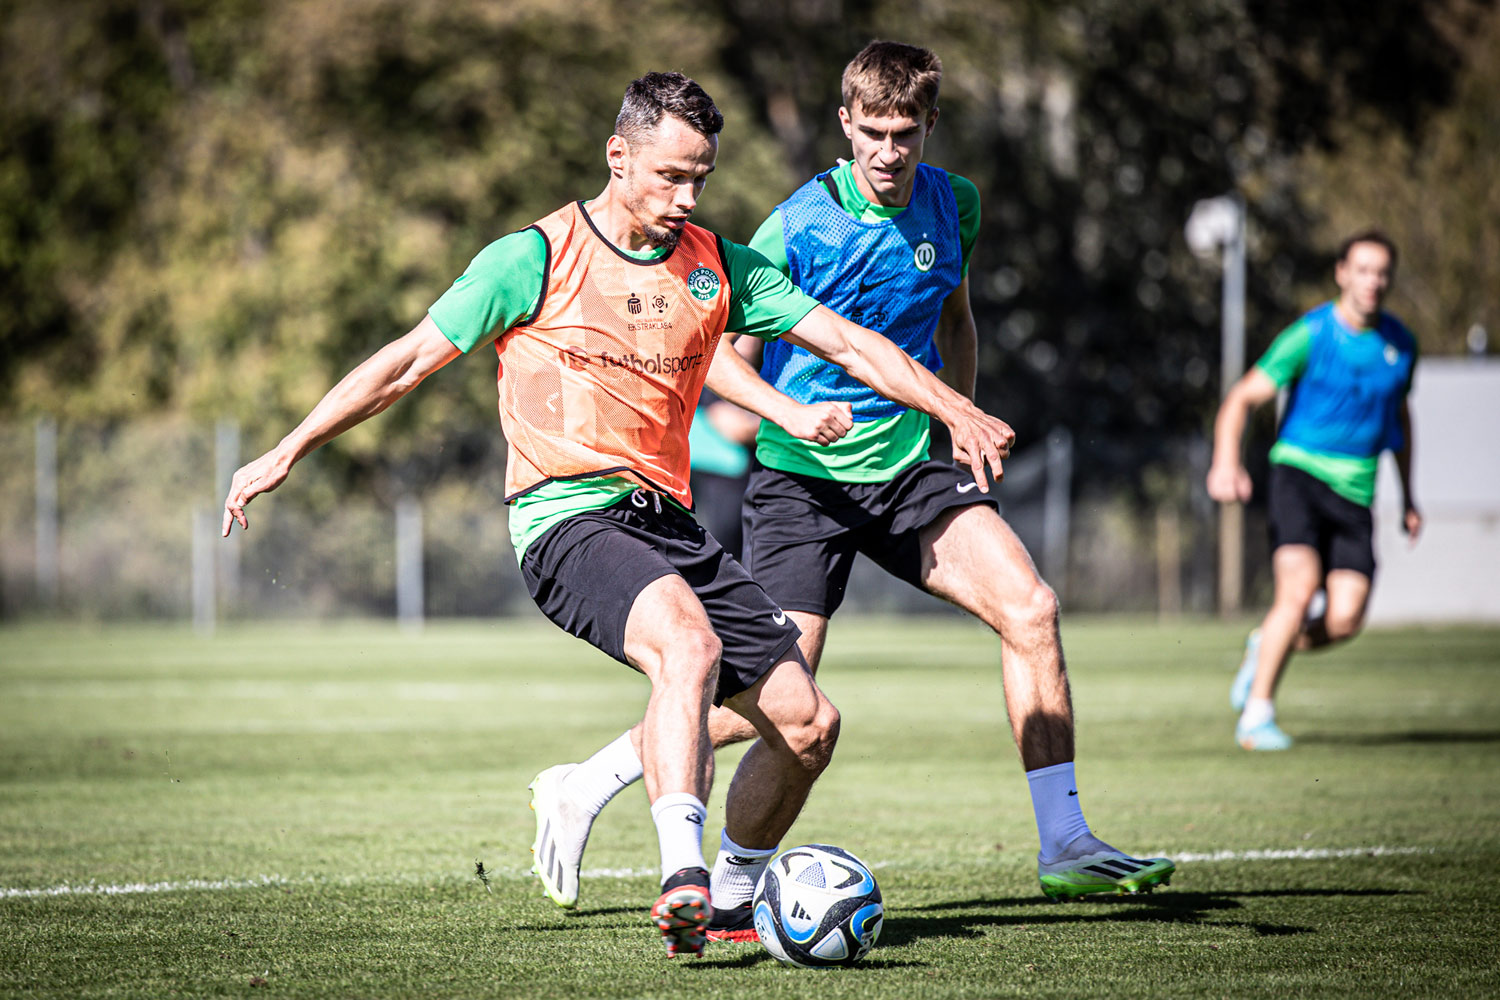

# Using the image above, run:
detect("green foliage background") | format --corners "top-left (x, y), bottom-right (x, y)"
top-left (3, 0), bottom-right (1497, 486)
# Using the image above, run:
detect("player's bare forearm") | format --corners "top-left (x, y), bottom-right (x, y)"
top-left (934, 276), bottom-right (978, 401)
top-left (787, 306), bottom-right (957, 422)
top-left (1396, 402), bottom-right (1417, 510)
top-left (785, 305), bottom-right (1014, 486)
top-left (222, 316), bottom-right (459, 535)
top-left (286, 330), bottom-right (454, 459)
top-left (1207, 368), bottom-right (1277, 502)
top-left (706, 334), bottom-right (794, 426)
top-left (706, 334), bottom-right (852, 445)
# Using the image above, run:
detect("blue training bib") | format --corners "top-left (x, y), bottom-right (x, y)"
top-left (1278, 303), bottom-right (1417, 458)
top-left (759, 163), bottom-right (963, 421)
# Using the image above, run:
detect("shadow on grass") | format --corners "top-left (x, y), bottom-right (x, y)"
top-left (880, 886), bottom-right (1414, 944)
top-left (685, 950), bottom-right (925, 970)
top-left (1296, 729), bottom-right (1500, 746)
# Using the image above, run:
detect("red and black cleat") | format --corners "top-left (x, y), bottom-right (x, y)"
top-left (705, 900), bottom-right (759, 944)
top-left (651, 867), bottom-right (712, 958)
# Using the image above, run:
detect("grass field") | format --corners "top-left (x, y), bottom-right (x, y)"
top-left (2, 616), bottom-right (1498, 998)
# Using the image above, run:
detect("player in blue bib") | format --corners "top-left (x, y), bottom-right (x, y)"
top-left (536, 42), bottom-right (1174, 930)
top-left (1209, 230), bottom-right (1422, 750)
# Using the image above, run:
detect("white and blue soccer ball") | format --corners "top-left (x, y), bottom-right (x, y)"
top-left (752, 844), bottom-right (883, 967)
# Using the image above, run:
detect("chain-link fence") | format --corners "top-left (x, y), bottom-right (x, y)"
top-left (1, 417), bottom-right (1254, 624)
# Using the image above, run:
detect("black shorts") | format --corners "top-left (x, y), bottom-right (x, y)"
top-left (520, 491), bottom-right (801, 704)
top-left (742, 459), bottom-right (1000, 616)
top-left (1267, 463), bottom-right (1376, 578)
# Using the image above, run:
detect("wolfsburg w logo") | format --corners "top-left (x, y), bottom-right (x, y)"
top-left (687, 266), bottom-right (721, 301)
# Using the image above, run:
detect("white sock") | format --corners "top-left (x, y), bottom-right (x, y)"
top-left (1240, 697), bottom-right (1275, 730)
top-left (1026, 761), bottom-right (1093, 861)
top-left (710, 829), bottom-right (777, 911)
top-left (650, 792), bottom-right (708, 883)
top-left (561, 730), bottom-right (643, 816)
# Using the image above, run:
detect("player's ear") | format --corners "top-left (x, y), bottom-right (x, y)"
top-left (838, 106), bottom-right (854, 139)
top-left (925, 106), bottom-right (939, 135)
top-left (606, 134), bottom-right (629, 179)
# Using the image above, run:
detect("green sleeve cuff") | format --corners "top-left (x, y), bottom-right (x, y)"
top-left (428, 229), bottom-right (547, 353)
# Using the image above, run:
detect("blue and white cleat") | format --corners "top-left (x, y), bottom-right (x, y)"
top-left (1230, 628), bottom-right (1262, 712)
top-left (1236, 718), bottom-right (1293, 751)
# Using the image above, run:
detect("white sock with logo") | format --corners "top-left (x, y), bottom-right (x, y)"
top-left (1239, 697), bottom-right (1275, 730)
top-left (1027, 761), bottom-right (1093, 861)
top-left (650, 792), bottom-right (708, 883)
top-left (710, 829), bottom-right (778, 911)
top-left (561, 730), bottom-right (643, 816)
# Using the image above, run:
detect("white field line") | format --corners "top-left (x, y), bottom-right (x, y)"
top-left (1167, 845), bottom-right (1433, 863)
top-left (0, 847), bottom-right (1432, 899)
top-left (1, 875), bottom-right (309, 899)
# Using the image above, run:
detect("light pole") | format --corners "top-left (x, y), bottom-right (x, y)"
top-left (1186, 194), bottom-right (1246, 615)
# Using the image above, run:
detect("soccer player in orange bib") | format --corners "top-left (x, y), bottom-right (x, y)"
top-left (222, 72), bottom-right (1014, 958)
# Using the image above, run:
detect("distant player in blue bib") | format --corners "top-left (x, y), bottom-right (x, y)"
top-left (1209, 230), bottom-right (1422, 751)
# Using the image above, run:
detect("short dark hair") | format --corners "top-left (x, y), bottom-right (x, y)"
top-left (1337, 228), bottom-right (1399, 269)
top-left (615, 72), bottom-right (724, 146)
top-left (841, 40), bottom-right (942, 118)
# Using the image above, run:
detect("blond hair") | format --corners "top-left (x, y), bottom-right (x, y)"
top-left (840, 40), bottom-right (942, 118)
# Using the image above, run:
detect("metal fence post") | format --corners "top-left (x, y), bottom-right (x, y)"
top-left (396, 497), bottom-right (424, 630)
top-left (35, 417), bottom-right (59, 607)
top-left (215, 420), bottom-right (241, 608)
top-left (1043, 427), bottom-right (1073, 597)
top-left (192, 506), bottom-right (216, 636)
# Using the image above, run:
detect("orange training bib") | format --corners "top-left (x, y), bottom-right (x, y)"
top-left (496, 202), bottom-right (732, 507)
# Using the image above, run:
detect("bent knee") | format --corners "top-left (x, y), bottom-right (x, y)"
top-left (656, 628), bottom-right (722, 687)
top-left (784, 700), bottom-right (840, 773)
top-left (997, 579), bottom-right (1059, 636)
top-left (1323, 613), bottom-right (1364, 642)
top-left (1275, 586), bottom-right (1320, 613)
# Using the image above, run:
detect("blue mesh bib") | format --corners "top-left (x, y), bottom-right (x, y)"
top-left (1278, 304), bottom-right (1417, 458)
top-left (760, 163), bottom-right (963, 420)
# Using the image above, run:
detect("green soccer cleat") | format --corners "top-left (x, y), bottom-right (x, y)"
top-left (1038, 834), bottom-right (1176, 900)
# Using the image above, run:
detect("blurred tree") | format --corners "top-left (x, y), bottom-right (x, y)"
top-left (1294, 1), bottom-right (1500, 353)
top-left (2, 0), bottom-right (1493, 497)
top-left (705, 0), bottom-right (1492, 490)
top-left (3, 0), bottom-right (794, 481)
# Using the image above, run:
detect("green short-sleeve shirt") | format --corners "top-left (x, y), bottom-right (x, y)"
top-left (425, 212), bottom-right (820, 559)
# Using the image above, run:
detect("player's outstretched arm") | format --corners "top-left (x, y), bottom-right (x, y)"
top-left (784, 305), bottom-right (1014, 489)
top-left (705, 333), bottom-right (852, 446)
top-left (933, 274), bottom-right (978, 402)
top-left (1395, 400), bottom-right (1422, 542)
top-left (1206, 367), bottom-right (1277, 503)
top-left (222, 315), bottom-right (461, 536)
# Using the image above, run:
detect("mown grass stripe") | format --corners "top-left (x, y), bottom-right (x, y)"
top-left (2, 847), bottom-right (1434, 899)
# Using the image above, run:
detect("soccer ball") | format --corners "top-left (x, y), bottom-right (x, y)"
top-left (752, 844), bottom-right (883, 967)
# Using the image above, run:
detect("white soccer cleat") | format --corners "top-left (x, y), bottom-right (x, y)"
top-left (1038, 832), bottom-right (1175, 900)
top-left (528, 763), bottom-right (595, 909)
